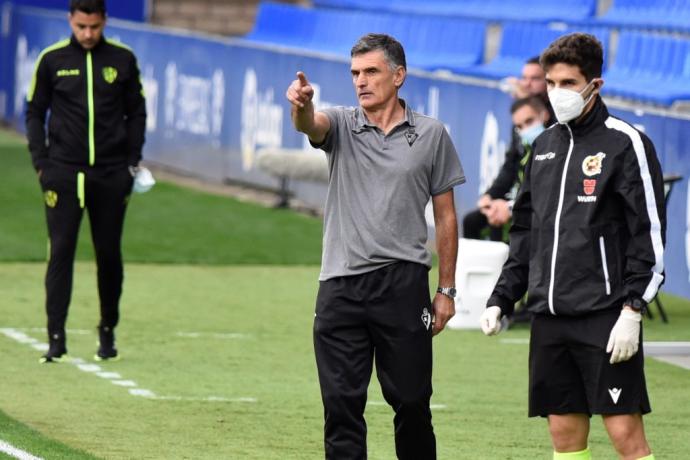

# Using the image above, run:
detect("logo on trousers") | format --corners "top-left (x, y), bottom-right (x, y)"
top-left (421, 308), bottom-right (432, 330)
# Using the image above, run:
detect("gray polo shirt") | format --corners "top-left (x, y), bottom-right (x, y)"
top-left (313, 100), bottom-right (465, 281)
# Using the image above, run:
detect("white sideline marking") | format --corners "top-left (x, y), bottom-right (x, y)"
top-left (97, 371), bottom-right (122, 379)
top-left (129, 388), bottom-right (156, 398)
top-left (76, 364), bottom-right (102, 373)
top-left (0, 440), bottom-right (44, 460)
top-left (0, 328), bottom-right (257, 403)
top-left (24, 327), bottom-right (91, 335)
top-left (176, 331), bottom-right (251, 340)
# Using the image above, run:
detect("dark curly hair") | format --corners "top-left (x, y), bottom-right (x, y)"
top-left (540, 33), bottom-right (603, 81)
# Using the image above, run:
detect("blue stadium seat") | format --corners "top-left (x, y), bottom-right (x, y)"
top-left (595, 0), bottom-right (690, 32)
top-left (460, 22), bottom-right (609, 80)
top-left (313, 0), bottom-right (596, 22)
top-left (402, 16), bottom-right (486, 73)
top-left (244, 3), bottom-right (318, 49)
top-left (603, 31), bottom-right (690, 105)
top-left (244, 3), bottom-right (486, 72)
top-left (461, 22), bottom-right (562, 79)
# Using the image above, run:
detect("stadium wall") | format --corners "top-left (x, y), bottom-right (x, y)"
top-left (1, 6), bottom-right (689, 300)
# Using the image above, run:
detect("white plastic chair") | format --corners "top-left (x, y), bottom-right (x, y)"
top-left (447, 238), bottom-right (509, 329)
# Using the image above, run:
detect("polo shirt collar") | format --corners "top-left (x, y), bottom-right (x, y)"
top-left (352, 99), bottom-right (416, 133)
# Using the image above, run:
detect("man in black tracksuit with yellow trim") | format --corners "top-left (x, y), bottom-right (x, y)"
top-left (26, 0), bottom-right (146, 363)
top-left (480, 34), bottom-right (664, 460)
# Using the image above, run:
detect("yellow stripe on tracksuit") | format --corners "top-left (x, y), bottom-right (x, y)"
top-left (77, 172), bottom-right (85, 208)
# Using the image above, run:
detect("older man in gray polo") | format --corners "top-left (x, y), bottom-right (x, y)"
top-left (286, 33), bottom-right (465, 460)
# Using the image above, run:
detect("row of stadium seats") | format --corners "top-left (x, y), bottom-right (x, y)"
top-left (312, 0), bottom-right (596, 23)
top-left (244, 3), bottom-right (486, 73)
top-left (243, 2), bottom-right (690, 105)
top-left (461, 23), bottom-right (610, 80)
top-left (603, 31), bottom-right (690, 104)
top-left (595, 0), bottom-right (690, 32)
top-left (314, 0), bottom-right (690, 33)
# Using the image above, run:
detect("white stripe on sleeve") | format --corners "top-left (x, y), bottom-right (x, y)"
top-left (605, 117), bottom-right (664, 301)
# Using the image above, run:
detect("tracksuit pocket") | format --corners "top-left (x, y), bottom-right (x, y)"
top-left (598, 236), bottom-right (611, 295)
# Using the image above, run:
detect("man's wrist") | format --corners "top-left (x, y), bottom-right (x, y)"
top-left (437, 286), bottom-right (456, 299)
top-left (623, 298), bottom-right (647, 314)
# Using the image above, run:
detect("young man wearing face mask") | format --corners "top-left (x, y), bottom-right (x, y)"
top-left (480, 33), bottom-right (664, 460)
top-left (463, 57), bottom-right (553, 242)
top-left (480, 96), bottom-right (550, 232)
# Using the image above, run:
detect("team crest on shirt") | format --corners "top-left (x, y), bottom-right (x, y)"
top-left (582, 152), bottom-right (606, 176)
top-left (405, 128), bottom-right (418, 147)
top-left (44, 190), bottom-right (58, 208)
top-left (102, 66), bottom-right (118, 84)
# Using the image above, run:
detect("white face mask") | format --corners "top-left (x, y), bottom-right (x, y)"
top-left (548, 80), bottom-right (596, 124)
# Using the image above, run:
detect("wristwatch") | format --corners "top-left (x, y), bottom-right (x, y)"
top-left (437, 286), bottom-right (457, 299)
top-left (624, 297), bottom-right (647, 313)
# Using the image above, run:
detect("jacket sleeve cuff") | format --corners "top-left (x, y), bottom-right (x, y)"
top-left (486, 295), bottom-right (516, 316)
top-left (624, 296), bottom-right (648, 313)
top-left (33, 157), bottom-right (49, 172)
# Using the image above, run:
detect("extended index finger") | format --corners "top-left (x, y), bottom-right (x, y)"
top-left (297, 71), bottom-right (309, 86)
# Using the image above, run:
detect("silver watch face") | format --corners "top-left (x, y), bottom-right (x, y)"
top-left (439, 287), bottom-right (456, 297)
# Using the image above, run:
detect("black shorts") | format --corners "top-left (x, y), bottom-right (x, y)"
top-left (528, 309), bottom-right (651, 417)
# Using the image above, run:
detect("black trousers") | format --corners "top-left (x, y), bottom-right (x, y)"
top-left (39, 162), bottom-right (133, 337)
top-left (314, 262), bottom-right (435, 460)
top-left (462, 208), bottom-right (505, 242)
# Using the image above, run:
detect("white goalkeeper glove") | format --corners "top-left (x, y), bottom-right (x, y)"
top-left (133, 166), bottom-right (156, 193)
top-left (480, 306), bottom-right (503, 336)
top-left (606, 308), bottom-right (642, 364)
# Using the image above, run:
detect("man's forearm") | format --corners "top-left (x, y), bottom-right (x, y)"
top-left (436, 214), bottom-right (458, 287)
top-left (292, 103), bottom-right (316, 134)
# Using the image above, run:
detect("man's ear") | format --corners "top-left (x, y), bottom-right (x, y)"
top-left (394, 66), bottom-right (406, 88)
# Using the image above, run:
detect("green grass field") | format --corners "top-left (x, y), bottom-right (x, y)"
top-left (1, 129), bottom-right (689, 459)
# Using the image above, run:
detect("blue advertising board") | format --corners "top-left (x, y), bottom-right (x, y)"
top-left (1, 6), bottom-right (689, 299)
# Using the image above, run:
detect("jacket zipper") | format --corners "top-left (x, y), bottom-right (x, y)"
top-left (548, 125), bottom-right (574, 315)
top-left (598, 235), bottom-right (612, 295)
top-left (86, 50), bottom-right (95, 166)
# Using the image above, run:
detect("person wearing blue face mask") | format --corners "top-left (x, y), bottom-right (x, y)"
top-left (481, 33), bottom-right (663, 460)
top-left (463, 96), bottom-right (551, 241)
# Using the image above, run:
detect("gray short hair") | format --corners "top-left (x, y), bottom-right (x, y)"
top-left (350, 33), bottom-right (407, 72)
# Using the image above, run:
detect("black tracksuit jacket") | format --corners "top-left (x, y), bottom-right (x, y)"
top-left (487, 97), bottom-right (666, 316)
top-left (26, 35), bottom-right (146, 171)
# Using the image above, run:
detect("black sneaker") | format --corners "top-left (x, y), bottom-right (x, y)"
top-left (40, 332), bottom-right (68, 363)
top-left (95, 326), bottom-right (120, 361)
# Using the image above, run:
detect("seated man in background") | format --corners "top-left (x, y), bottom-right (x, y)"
top-left (463, 95), bottom-right (552, 241)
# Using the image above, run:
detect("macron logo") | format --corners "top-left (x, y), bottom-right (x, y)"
top-left (535, 152), bottom-right (556, 161)
top-left (608, 388), bottom-right (622, 404)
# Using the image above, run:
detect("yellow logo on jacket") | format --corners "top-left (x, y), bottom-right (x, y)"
top-left (102, 67), bottom-right (118, 84)
top-left (582, 152), bottom-right (606, 177)
top-left (44, 190), bottom-right (58, 208)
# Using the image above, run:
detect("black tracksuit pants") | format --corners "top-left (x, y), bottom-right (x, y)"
top-left (39, 162), bottom-right (133, 337)
top-left (314, 261), bottom-right (436, 460)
